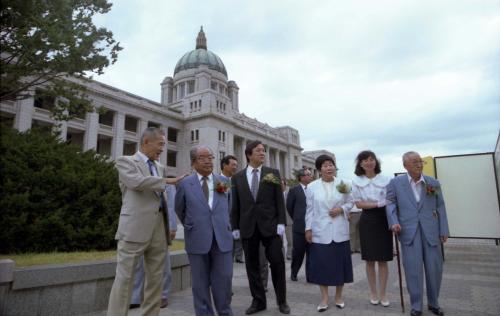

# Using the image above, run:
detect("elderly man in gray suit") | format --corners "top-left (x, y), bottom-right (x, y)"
top-left (175, 145), bottom-right (234, 316)
top-left (107, 127), bottom-right (186, 316)
top-left (386, 151), bottom-right (449, 316)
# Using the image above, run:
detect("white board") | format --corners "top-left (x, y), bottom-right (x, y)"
top-left (435, 153), bottom-right (500, 239)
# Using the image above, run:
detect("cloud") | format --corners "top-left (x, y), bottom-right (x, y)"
top-left (93, 0), bottom-right (500, 179)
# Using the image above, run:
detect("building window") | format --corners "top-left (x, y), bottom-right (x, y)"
top-left (148, 121), bottom-right (160, 128)
top-left (294, 155), bottom-right (299, 167)
top-left (188, 80), bottom-right (195, 94)
top-left (219, 151), bottom-right (226, 161)
top-left (96, 134), bottom-right (112, 157)
top-left (123, 141), bottom-right (137, 155)
top-left (34, 89), bottom-right (55, 111)
top-left (167, 151), bottom-right (177, 167)
top-left (211, 81), bottom-right (217, 91)
top-left (99, 109), bottom-right (114, 127)
top-left (167, 127), bottom-right (178, 142)
top-left (179, 82), bottom-right (185, 98)
top-left (124, 115), bottom-right (138, 132)
top-left (66, 129), bottom-right (84, 149)
top-left (292, 134), bottom-right (298, 144)
top-left (218, 130), bottom-right (226, 143)
top-left (191, 129), bottom-right (199, 142)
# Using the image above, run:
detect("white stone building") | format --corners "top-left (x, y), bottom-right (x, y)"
top-left (0, 27), bottom-right (330, 177)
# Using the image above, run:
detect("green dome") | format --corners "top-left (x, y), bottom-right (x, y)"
top-left (174, 49), bottom-right (227, 76)
top-left (174, 27), bottom-right (227, 77)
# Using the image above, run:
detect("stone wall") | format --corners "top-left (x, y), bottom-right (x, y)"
top-left (0, 250), bottom-right (191, 316)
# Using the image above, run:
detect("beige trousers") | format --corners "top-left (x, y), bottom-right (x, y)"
top-left (107, 217), bottom-right (167, 316)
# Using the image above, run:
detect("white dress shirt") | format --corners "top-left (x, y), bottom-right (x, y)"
top-left (246, 165), bottom-right (262, 188)
top-left (352, 174), bottom-right (390, 207)
top-left (407, 173), bottom-right (425, 203)
top-left (197, 172), bottom-right (214, 209)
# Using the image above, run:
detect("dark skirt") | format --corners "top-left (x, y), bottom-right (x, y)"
top-left (307, 240), bottom-right (353, 286)
top-left (359, 206), bottom-right (393, 261)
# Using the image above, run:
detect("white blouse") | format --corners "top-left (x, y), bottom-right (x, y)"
top-left (352, 174), bottom-right (389, 207)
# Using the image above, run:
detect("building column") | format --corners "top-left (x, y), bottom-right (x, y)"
top-left (54, 120), bottom-right (68, 142)
top-left (264, 144), bottom-right (270, 166)
top-left (240, 138), bottom-right (247, 167)
top-left (159, 125), bottom-right (167, 165)
top-left (14, 94), bottom-right (34, 132)
top-left (274, 149), bottom-right (280, 172)
top-left (84, 111), bottom-right (99, 151)
top-left (112, 112), bottom-right (125, 159)
top-left (284, 151), bottom-right (291, 179)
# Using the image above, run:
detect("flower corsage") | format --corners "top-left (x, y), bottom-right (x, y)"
top-left (336, 180), bottom-right (351, 194)
top-left (261, 173), bottom-right (281, 185)
top-left (215, 181), bottom-right (230, 193)
top-left (426, 184), bottom-right (439, 196)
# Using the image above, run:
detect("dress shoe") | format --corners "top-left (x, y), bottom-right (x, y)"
top-left (428, 305), bottom-right (444, 315)
top-left (410, 309), bottom-right (423, 316)
top-left (129, 303), bottom-right (140, 309)
top-left (335, 302), bottom-right (345, 309)
top-left (380, 300), bottom-right (390, 307)
top-left (245, 305), bottom-right (266, 314)
top-left (316, 304), bottom-right (328, 312)
top-left (278, 303), bottom-right (291, 314)
top-left (160, 298), bottom-right (168, 308)
top-left (370, 299), bottom-right (379, 305)
top-left (235, 258), bottom-right (244, 263)
top-left (290, 275), bottom-right (298, 281)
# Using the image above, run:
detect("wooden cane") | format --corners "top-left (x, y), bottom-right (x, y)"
top-left (394, 233), bottom-right (405, 313)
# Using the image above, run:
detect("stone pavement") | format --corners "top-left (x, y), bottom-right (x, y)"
top-left (87, 239), bottom-right (500, 316)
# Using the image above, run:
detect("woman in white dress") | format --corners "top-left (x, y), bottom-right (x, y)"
top-left (305, 154), bottom-right (354, 312)
top-left (352, 150), bottom-right (393, 307)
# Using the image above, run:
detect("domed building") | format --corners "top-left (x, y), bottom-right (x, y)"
top-left (1, 27), bottom-right (324, 176)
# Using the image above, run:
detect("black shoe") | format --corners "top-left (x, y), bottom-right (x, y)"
top-left (129, 304), bottom-right (140, 309)
top-left (410, 309), bottom-right (423, 316)
top-left (428, 305), bottom-right (444, 315)
top-left (235, 258), bottom-right (244, 263)
top-left (290, 275), bottom-right (298, 281)
top-left (278, 303), bottom-right (291, 314)
top-left (245, 304), bottom-right (266, 314)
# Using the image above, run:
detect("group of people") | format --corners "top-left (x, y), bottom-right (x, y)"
top-left (106, 127), bottom-right (450, 316)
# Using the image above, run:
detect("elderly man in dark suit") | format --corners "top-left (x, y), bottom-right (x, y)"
top-left (231, 140), bottom-right (290, 315)
top-left (286, 168), bottom-right (313, 281)
top-left (175, 145), bottom-right (234, 316)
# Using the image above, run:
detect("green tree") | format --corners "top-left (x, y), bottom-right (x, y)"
top-left (0, 125), bottom-right (122, 253)
top-left (0, 0), bottom-right (122, 120)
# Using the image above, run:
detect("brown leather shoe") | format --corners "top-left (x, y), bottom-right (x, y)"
top-left (160, 298), bottom-right (168, 308)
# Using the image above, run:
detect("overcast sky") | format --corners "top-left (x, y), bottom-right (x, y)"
top-left (94, 0), bottom-right (500, 179)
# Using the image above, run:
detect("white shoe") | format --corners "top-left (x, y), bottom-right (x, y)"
top-left (335, 302), bottom-right (345, 309)
top-left (370, 299), bottom-right (380, 305)
top-left (381, 300), bottom-right (390, 307)
top-left (317, 304), bottom-right (328, 312)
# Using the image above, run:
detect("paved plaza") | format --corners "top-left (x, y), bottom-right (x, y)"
top-left (88, 239), bottom-right (500, 316)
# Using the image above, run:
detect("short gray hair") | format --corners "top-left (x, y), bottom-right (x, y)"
top-left (190, 145), bottom-right (214, 163)
top-left (402, 151), bottom-right (420, 163)
top-left (140, 127), bottom-right (164, 145)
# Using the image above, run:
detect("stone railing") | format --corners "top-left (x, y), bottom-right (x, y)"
top-left (0, 250), bottom-right (190, 316)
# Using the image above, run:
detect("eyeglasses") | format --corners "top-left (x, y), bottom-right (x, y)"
top-left (409, 160), bottom-right (426, 166)
top-left (197, 155), bottom-right (214, 162)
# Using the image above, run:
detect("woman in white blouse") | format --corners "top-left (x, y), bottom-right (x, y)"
top-left (352, 150), bottom-right (393, 307)
top-left (305, 154), bottom-right (354, 312)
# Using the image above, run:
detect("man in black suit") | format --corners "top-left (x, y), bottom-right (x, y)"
top-left (231, 140), bottom-right (290, 315)
top-left (286, 168), bottom-right (312, 281)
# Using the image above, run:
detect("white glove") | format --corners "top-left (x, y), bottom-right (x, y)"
top-left (232, 230), bottom-right (240, 240)
top-left (277, 224), bottom-right (285, 236)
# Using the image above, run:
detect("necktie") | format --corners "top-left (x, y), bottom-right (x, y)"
top-left (202, 176), bottom-right (209, 202)
top-left (251, 168), bottom-right (259, 200)
top-left (147, 159), bottom-right (167, 211)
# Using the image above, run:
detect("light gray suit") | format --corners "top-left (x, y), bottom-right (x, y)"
top-left (386, 174), bottom-right (449, 312)
top-left (175, 173), bottom-right (234, 316)
top-left (107, 152), bottom-right (170, 316)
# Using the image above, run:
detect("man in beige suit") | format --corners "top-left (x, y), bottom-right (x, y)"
top-left (107, 127), bottom-right (186, 316)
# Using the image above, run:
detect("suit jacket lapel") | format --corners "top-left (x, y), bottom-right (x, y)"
top-left (189, 174), bottom-right (210, 208)
top-left (133, 153), bottom-right (150, 176)
top-left (241, 168), bottom-right (254, 202)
